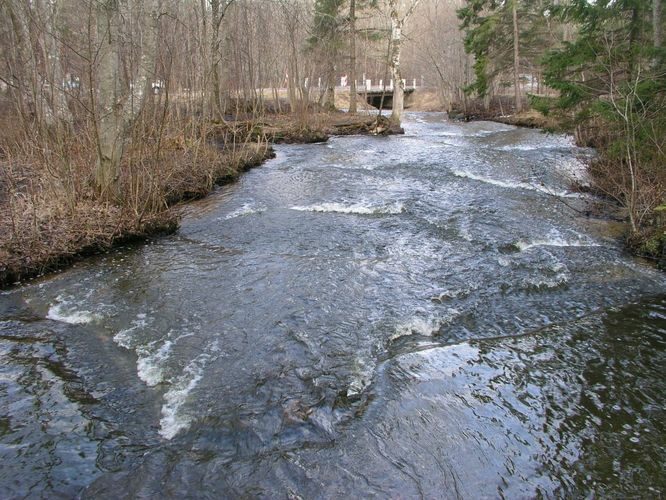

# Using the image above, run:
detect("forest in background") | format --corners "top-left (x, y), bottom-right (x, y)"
top-left (0, 0), bottom-right (474, 284)
top-left (0, 0), bottom-right (664, 284)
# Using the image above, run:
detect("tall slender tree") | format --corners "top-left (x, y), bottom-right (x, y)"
top-left (309, 0), bottom-right (346, 110)
top-left (93, 0), bottom-right (159, 197)
top-left (387, 0), bottom-right (421, 126)
top-left (349, 0), bottom-right (358, 113)
top-left (458, 0), bottom-right (531, 112)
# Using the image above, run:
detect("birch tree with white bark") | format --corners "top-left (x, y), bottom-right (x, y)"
top-left (387, 0), bottom-right (421, 127)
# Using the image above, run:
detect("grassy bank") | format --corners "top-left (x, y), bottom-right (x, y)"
top-left (0, 111), bottom-right (391, 288)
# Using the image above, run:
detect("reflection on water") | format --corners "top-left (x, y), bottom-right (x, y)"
top-left (0, 113), bottom-right (664, 497)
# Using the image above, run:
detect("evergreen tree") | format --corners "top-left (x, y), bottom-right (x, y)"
top-left (543, 0), bottom-right (665, 234)
top-left (458, 0), bottom-right (556, 111)
top-left (458, 0), bottom-right (522, 110)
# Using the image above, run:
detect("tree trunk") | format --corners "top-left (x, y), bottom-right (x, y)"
top-left (94, 0), bottom-right (157, 198)
top-left (387, 0), bottom-right (420, 126)
top-left (512, 0), bottom-right (522, 113)
top-left (211, 0), bottom-right (224, 118)
top-left (94, 0), bottom-right (123, 198)
top-left (45, 1), bottom-right (73, 128)
top-left (6, 1), bottom-right (37, 132)
top-left (199, 0), bottom-right (210, 117)
top-left (628, 5), bottom-right (640, 80)
top-left (388, 1), bottom-right (404, 126)
top-left (324, 59), bottom-right (336, 111)
top-left (349, 0), bottom-right (357, 114)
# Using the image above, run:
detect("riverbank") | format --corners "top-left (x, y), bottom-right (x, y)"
top-left (0, 112), bottom-right (393, 288)
top-left (3, 116), bottom-right (665, 499)
top-left (449, 101), bottom-right (666, 269)
top-left (449, 100), bottom-right (569, 132)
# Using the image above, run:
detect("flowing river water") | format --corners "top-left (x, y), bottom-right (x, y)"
top-left (1, 113), bottom-right (665, 498)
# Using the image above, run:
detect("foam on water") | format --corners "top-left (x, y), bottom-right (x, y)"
top-left (387, 235), bottom-right (447, 261)
top-left (555, 157), bottom-right (592, 187)
top-left (496, 141), bottom-right (573, 152)
top-left (290, 201), bottom-right (405, 215)
top-left (46, 297), bottom-right (99, 325)
top-left (515, 228), bottom-right (601, 252)
top-left (159, 347), bottom-right (218, 440)
top-left (223, 203), bottom-right (266, 220)
top-left (436, 129), bottom-right (498, 138)
top-left (391, 317), bottom-right (440, 341)
top-left (114, 315), bottom-right (201, 388)
top-left (346, 357), bottom-right (376, 400)
top-left (451, 169), bottom-right (584, 198)
top-left (520, 260), bottom-right (571, 291)
top-left (136, 341), bottom-right (173, 386)
top-left (390, 310), bottom-right (460, 342)
top-left (113, 314), bottom-right (149, 348)
top-left (517, 237), bottom-right (600, 252)
top-left (430, 286), bottom-right (477, 303)
top-left (522, 274), bottom-right (569, 291)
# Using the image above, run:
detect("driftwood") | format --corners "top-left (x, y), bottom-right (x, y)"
top-left (332, 115), bottom-right (393, 135)
top-left (209, 113), bottom-right (400, 147)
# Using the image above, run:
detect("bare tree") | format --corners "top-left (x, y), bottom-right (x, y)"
top-left (349, 0), bottom-right (358, 114)
top-left (92, 0), bottom-right (158, 197)
top-left (387, 0), bottom-right (421, 127)
top-left (210, 0), bottom-right (234, 117)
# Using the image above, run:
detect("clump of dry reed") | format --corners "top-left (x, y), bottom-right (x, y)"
top-left (0, 105), bottom-right (272, 286)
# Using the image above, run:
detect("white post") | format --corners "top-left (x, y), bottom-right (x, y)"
top-left (304, 77), bottom-right (309, 88)
top-left (412, 78), bottom-right (416, 88)
top-left (318, 77), bottom-right (321, 88)
top-left (389, 79), bottom-right (393, 90)
top-left (366, 79), bottom-right (372, 89)
top-left (379, 79), bottom-right (383, 88)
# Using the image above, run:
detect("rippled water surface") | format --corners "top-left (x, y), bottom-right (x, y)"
top-left (1, 114), bottom-right (664, 498)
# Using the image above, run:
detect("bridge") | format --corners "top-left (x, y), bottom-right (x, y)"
top-left (362, 88), bottom-right (415, 110)
top-left (328, 76), bottom-right (422, 110)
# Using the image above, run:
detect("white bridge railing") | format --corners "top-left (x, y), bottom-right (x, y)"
top-left (301, 76), bottom-right (423, 91)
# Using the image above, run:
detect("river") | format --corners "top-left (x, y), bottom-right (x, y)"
top-left (1, 113), bottom-right (664, 498)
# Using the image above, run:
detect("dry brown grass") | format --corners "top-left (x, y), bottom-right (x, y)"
top-left (0, 108), bottom-right (275, 287)
top-left (0, 196), bottom-right (176, 285)
top-left (0, 102), bottom-right (391, 287)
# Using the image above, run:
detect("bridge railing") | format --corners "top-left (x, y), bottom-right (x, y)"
top-left (301, 76), bottom-right (422, 91)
